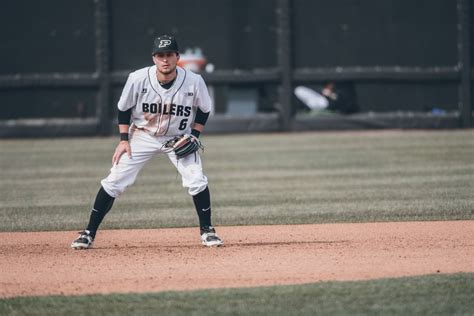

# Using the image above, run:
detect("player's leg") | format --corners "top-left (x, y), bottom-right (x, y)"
top-left (166, 151), bottom-right (223, 247)
top-left (70, 186), bottom-right (115, 249)
top-left (72, 131), bottom-right (159, 249)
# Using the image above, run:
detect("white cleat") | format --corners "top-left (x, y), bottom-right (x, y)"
top-left (200, 226), bottom-right (223, 247)
top-left (71, 230), bottom-right (94, 250)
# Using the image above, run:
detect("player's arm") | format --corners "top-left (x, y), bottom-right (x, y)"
top-left (112, 109), bottom-right (132, 165)
top-left (190, 107), bottom-right (210, 138)
top-left (112, 72), bottom-right (137, 165)
top-left (191, 75), bottom-right (212, 138)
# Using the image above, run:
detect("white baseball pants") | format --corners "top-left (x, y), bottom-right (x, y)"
top-left (101, 129), bottom-right (208, 198)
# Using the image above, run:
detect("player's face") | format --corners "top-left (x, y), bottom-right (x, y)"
top-left (153, 52), bottom-right (179, 75)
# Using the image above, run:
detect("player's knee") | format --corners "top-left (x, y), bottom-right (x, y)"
top-left (188, 183), bottom-right (208, 196)
top-left (100, 179), bottom-right (125, 198)
top-left (181, 165), bottom-right (208, 196)
top-left (185, 175), bottom-right (208, 196)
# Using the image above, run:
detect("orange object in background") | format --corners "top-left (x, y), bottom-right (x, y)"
top-left (178, 48), bottom-right (207, 73)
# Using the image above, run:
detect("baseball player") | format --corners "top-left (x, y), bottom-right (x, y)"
top-left (71, 35), bottom-right (223, 249)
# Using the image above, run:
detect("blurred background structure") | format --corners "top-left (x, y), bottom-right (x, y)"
top-left (0, 0), bottom-right (472, 137)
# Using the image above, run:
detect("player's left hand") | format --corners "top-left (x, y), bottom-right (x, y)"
top-left (112, 140), bottom-right (132, 165)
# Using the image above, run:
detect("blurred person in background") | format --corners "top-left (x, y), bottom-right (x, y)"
top-left (322, 81), bottom-right (359, 114)
top-left (295, 81), bottom-right (359, 115)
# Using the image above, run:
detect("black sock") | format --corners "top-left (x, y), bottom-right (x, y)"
top-left (86, 186), bottom-right (115, 238)
top-left (192, 186), bottom-right (212, 229)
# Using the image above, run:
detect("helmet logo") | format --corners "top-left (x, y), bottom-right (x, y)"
top-left (159, 40), bottom-right (172, 48)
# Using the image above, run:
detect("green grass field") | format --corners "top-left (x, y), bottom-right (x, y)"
top-left (1, 130), bottom-right (473, 315)
top-left (1, 273), bottom-right (473, 315)
top-left (1, 130), bottom-right (473, 232)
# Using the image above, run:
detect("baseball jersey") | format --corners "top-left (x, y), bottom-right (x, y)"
top-left (118, 66), bottom-right (212, 136)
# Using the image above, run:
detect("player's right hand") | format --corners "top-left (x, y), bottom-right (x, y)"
top-left (112, 141), bottom-right (132, 165)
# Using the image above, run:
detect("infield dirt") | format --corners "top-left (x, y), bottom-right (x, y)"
top-left (1, 220), bottom-right (473, 298)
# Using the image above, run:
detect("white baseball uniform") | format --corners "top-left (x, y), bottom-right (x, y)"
top-left (101, 65), bottom-right (212, 198)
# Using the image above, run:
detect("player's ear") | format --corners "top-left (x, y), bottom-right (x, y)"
top-left (176, 53), bottom-right (180, 61)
